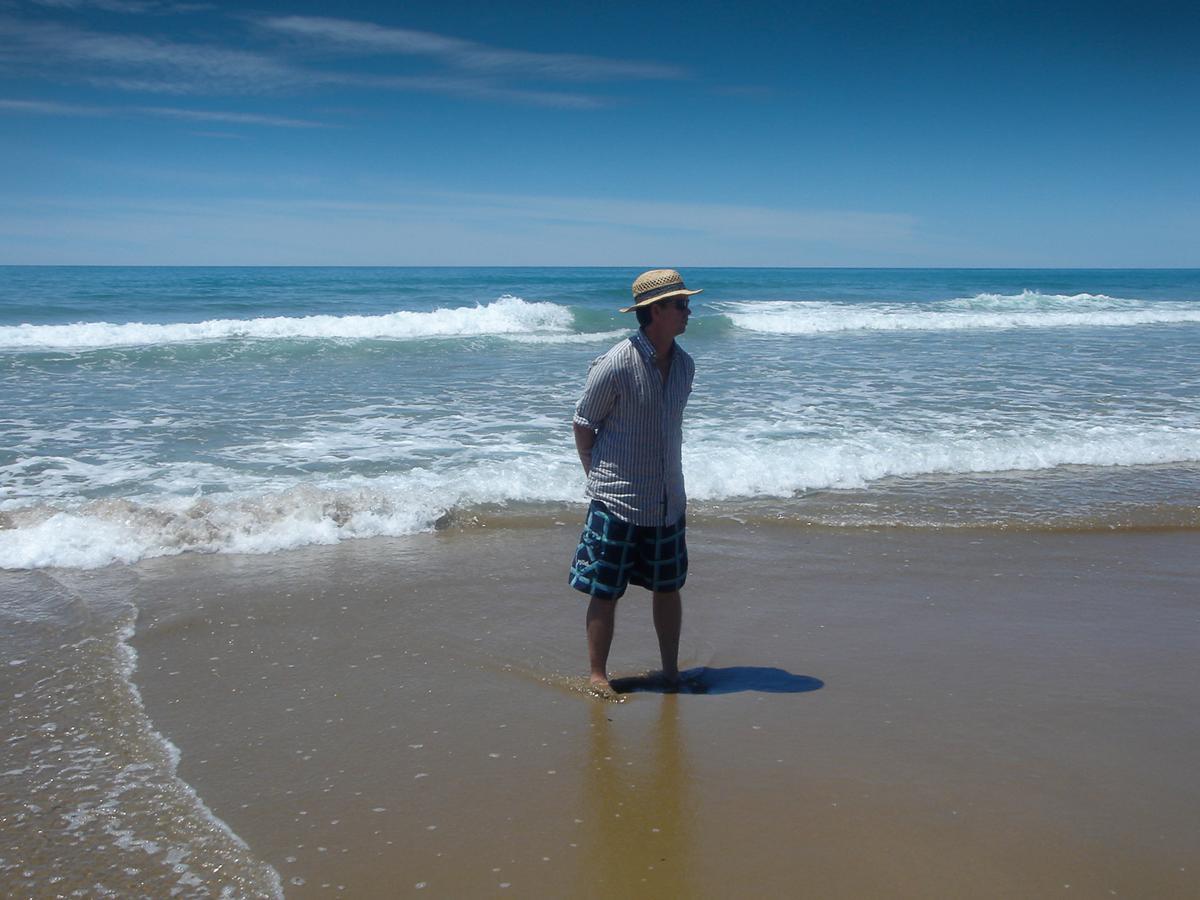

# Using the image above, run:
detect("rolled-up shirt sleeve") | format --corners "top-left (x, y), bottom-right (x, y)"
top-left (573, 354), bottom-right (618, 431)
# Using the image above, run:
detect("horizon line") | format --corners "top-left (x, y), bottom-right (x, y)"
top-left (3, 264), bottom-right (1199, 271)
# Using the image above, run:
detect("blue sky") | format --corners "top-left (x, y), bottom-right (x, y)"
top-left (1, 0), bottom-right (1196, 266)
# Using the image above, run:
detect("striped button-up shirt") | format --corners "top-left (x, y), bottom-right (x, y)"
top-left (573, 329), bottom-right (694, 526)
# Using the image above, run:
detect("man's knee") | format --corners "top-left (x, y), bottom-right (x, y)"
top-left (587, 595), bottom-right (618, 617)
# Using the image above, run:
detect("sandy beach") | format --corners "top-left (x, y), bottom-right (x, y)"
top-left (36, 521), bottom-right (1181, 898)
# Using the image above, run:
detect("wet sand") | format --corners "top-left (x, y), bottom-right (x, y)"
top-left (121, 523), bottom-right (1199, 898)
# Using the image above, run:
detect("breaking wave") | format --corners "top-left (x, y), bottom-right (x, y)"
top-left (720, 291), bottom-right (1200, 335)
top-left (3, 421), bottom-right (1197, 570)
top-left (0, 296), bottom-right (576, 351)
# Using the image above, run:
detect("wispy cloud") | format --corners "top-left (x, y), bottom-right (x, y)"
top-left (0, 188), bottom-right (921, 265)
top-left (0, 98), bottom-right (106, 115)
top-left (259, 15), bottom-right (686, 82)
top-left (27, 0), bottom-right (215, 13)
top-left (194, 186), bottom-right (902, 248)
top-left (377, 190), bottom-right (919, 245)
top-left (345, 74), bottom-right (604, 109)
top-left (0, 16), bottom-right (620, 106)
top-left (140, 105), bottom-right (326, 127)
top-left (0, 97), bottom-right (327, 127)
top-left (0, 17), bottom-right (314, 93)
top-left (28, 0), bottom-right (160, 12)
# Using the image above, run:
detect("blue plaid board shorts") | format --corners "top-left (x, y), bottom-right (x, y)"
top-left (569, 500), bottom-right (688, 601)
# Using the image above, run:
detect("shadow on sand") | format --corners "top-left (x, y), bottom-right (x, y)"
top-left (610, 666), bottom-right (824, 696)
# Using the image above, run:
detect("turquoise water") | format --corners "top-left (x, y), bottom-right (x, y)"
top-left (2, 266), bottom-right (1199, 568)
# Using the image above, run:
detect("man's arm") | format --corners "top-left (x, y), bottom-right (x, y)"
top-left (573, 423), bottom-right (596, 475)
top-left (574, 351), bottom-right (618, 476)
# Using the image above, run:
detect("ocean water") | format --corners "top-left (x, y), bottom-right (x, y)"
top-left (1, 266), bottom-right (1198, 895)
top-left (2, 266), bottom-right (1198, 571)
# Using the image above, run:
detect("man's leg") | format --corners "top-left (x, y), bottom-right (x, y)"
top-left (586, 596), bottom-right (617, 689)
top-left (652, 590), bottom-right (682, 683)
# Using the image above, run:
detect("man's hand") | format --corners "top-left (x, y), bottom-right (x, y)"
top-left (573, 423), bottom-right (596, 475)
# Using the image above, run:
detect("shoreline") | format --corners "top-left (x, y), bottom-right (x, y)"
top-left (108, 522), bottom-right (1200, 897)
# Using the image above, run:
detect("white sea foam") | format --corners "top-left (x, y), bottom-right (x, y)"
top-left (0, 295), bottom-right (575, 350)
top-left (108, 619), bottom-right (284, 896)
top-left (942, 290), bottom-right (1140, 311)
top-left (2, 421), bottom-right (1197, 570)
top-left (502, 328), bottom-right (628, 345)
top-left (720, 291), bottom-right (1200, 335)
top-left (0, 455), bottom-right (163, 506)
top-left (0, 454), bottom-right (586, 569)
top-left (684, 422), bottom-right (1200, 499)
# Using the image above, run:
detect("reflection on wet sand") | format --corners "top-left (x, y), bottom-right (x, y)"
top-left (579, 697), bottom-right (692, 896)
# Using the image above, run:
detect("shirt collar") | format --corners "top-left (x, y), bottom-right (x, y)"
top-left (631, 328), bottom-right (672, 363)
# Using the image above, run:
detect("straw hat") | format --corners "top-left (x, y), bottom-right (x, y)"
top-left (620, 269), bottom-right (703, 313)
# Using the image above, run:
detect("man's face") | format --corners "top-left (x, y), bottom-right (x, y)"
top-left (656, 295), bottom-right (691, 335)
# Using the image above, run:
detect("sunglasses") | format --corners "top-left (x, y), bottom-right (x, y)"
top-left (671, 297), bottom-right (691, 311)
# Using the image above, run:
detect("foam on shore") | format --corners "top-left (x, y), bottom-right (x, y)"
top-left (3, 423), bottom-right (1199, 569)
top-left (0, 571), bottom-right (283, 898)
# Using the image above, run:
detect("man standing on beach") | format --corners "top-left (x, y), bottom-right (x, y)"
top-left (569, 269), bottom-right (700, 695)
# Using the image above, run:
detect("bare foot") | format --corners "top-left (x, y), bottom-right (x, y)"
top-left (588, 677), bottom-right (618, 701)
